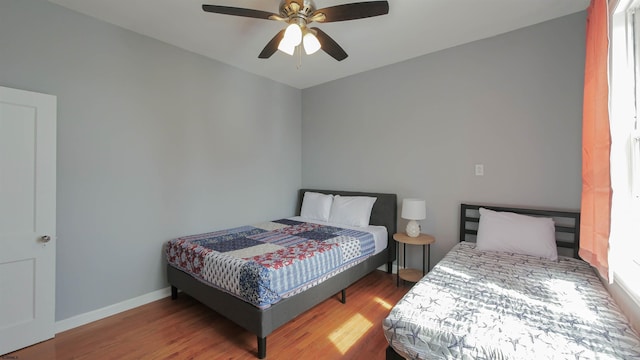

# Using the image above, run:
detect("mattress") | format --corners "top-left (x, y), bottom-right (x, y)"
top-left (166, 218), bottom-right (386, 308)
top-left (383, 242), bottom-right (640, 359)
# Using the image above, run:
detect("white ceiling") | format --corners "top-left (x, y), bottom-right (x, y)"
top-left (47, 0), bottom-right (589, 89)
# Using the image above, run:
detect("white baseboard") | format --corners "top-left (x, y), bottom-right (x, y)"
top-left (55, 287), bottom-right (172, 334)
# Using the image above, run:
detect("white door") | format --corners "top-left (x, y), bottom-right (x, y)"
top-left (0, 86), bottom-right (56, 355)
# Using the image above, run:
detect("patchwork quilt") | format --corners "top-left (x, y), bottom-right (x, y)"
top-left (383, 242), bottom-right (640, 360)
top-left (166, 219), bottom-right (375, 308)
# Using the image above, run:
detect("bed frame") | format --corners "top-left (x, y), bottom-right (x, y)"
top-left (386, 203), bottom-right (581, 360)
top-left (168, 189), bottom-right (397, 359)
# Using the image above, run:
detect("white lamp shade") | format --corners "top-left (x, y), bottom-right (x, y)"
top-left (283, 23), bottom-right (302, 46)
top-left (303, 32), bottom-right (321, 55)
top-left (401, 199), bottom-right (426, 220)
top-left (278, 40), bottom-right (296, 55)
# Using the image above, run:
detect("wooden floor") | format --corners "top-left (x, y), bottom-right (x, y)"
top-left (8, 270), bottom-right (409, 360)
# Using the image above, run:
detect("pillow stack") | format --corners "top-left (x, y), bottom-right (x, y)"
top-left (300, 191), bottom-right (377, 227)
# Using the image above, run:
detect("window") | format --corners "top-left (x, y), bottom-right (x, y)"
top-left (610, 0), bottom-right (640, 303)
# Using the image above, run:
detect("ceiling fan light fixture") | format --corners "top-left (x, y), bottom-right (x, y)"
top-left (303, 31), bottom-right (321, 55)
top-left (202, 1), bottom-right (390, 61)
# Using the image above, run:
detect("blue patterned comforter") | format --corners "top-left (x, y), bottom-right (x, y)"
top-left (383, 242), bottom-right (640, 359)
top-left (166, 219), bottom-right (375, 308)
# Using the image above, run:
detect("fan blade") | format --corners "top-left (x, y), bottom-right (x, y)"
top-left (312, 1), bottom-right (389, 23)
top-left (311, 27), bottom-right (348, 61)
top-left (258, 29), bottom-right (286, 59)
top-left (202, 4), bottom-right (277, 20)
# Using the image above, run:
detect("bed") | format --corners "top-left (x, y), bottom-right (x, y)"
top-left (383, 203), bottom-right (640, 359)
top-left (166, 189), bottom-right (397, 359)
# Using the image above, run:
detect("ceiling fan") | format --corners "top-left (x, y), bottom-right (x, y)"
top-left (202, 0), bottom-right (390, 61)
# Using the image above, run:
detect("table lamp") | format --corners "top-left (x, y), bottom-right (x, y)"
top-left (401, 199), bottom-right (426, 237)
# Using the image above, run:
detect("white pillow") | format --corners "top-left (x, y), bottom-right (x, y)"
top-left (328, 195), bottom-right (377, 227)
top-left (300, 192), bottom-right (333, 222)
top-left (475, 207), bottom-right (558, 260)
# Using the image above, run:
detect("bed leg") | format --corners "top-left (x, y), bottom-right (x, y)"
top-left (387, 261), bottom-right (393, 274)
top-left (257, 336), bottom-right (266, 359)
top-left (171, 286), bottom-right (178, 300)
top-left (341, 289), bottom-right (346, 304)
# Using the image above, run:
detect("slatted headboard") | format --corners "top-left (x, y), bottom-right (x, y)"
top-left (459, 203), bottom-right (581, 259)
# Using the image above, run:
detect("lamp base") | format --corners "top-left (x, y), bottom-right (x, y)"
top-left (406, 220), bottom-right (421, 237)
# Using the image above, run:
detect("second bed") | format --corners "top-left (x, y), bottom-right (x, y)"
top-left (383, 204), bottom-right (640, 359)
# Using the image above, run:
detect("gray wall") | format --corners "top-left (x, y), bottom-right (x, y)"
top-left (302, 12), bottom-right (586, 268)
top-left (0, 0), bottom-right (302, 321)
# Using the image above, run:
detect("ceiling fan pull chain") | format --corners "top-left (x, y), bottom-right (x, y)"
top-left (296, 45), bottom-right (303, 70)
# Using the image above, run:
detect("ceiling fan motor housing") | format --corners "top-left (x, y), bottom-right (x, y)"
top-left (280, 0), bottom-right (316, 25)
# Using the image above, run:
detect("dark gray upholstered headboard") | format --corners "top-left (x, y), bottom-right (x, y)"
top-left (297, 189), bottom-right (398, 265)
top-left (459, 203), bottom-right (581, 259)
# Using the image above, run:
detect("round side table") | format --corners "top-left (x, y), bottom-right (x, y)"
top-left (393, 232), bottom-right (435, 287)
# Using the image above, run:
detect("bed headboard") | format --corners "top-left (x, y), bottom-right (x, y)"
top-left (297, 189), bottom-right (398, 264)
top-left (459, 203), bottom-right (581, 259)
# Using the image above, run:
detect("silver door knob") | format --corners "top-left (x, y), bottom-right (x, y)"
top-left (41, 235), bottom-right (51, 243)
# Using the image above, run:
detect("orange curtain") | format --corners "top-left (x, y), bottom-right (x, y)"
top-left (579, 0), bottom-right (611, 280)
